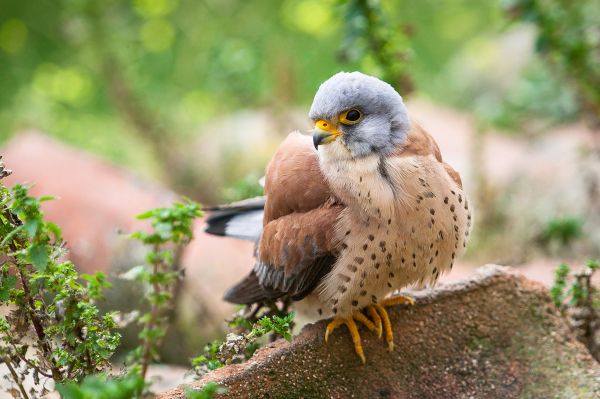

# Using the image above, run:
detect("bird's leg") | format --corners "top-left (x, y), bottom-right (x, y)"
top-left (368, 294), bottom-right (415, 351)
top-left (325, 311), bottom-right (376, 364)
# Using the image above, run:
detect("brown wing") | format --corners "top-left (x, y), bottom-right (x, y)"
top-left (224, 132), bottom-right (341, 304)
top-left (397, 122), bottom-right (463, 187)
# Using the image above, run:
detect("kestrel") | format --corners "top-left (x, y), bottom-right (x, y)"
top-left (206, 72), bottom-right (472, 363)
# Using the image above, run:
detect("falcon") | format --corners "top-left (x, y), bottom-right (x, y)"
top-left (206, 72), bottom-right (472, 363)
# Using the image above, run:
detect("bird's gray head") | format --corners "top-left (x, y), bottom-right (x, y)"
top-left (309, 71), bottom-right (410, 158)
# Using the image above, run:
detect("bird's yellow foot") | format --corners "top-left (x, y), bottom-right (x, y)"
top-left (324, 310), bottom-right (377, 364)
top-left (366, 294), bottom-right (415, 352)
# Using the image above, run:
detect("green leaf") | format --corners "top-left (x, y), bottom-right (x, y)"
top-left (23, 219), bottom-right (39, 238)
top-left (0, 224), bottom-right (24, 246)
top-left (0, 275), bottom-right (17, 301)
top-left (29, 244), bottom-right (49, 271)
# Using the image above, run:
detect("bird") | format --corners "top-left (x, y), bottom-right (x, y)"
top-left (205, 71), bottom-right (472, 363)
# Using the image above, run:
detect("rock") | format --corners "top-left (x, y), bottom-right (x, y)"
top-left (159, 265), bottom-right (600, 399)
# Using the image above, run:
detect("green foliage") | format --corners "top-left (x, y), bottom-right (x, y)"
top-left (0, 182), bottom-right (120, 398)
top-left (56, 371), bottom-right (144, 399)
top-left (540, 216), bottom-right (583, 247)
top-left (128, 200), bottom-right (202, 380)
top-left (339, 0), bottom-right (413, 93)
top-left (185, 382), bottom-right (227, 399)
top-left (551, 260), bottom-right (599, 309)
top-left (505, 0), bottom-right (600, 121)
top-left (253, 313), bottom-right (295, 342)
top-left (192, 312), bottom-right (295, 376)
top-left (550, 263), bottom-right (570, 307)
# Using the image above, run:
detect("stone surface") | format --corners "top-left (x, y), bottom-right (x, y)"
top-left (159, 265), bottom-right (600, 399)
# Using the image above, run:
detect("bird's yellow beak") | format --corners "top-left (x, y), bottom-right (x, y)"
top-left (313, 119), bottom-right (340, 149)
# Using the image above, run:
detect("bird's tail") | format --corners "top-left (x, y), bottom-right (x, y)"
top-left (223, 270), bottom-right (284, 304)
top-left (204, 196), bottom-right (265, 241)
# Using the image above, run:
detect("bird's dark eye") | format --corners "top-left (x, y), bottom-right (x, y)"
top-left (339, 109), bottom-right (362, 125)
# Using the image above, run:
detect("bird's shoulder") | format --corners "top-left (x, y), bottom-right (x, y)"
top-left (392, 122), bottom-right (462, 188)
top-left (263, 131), bottom-right (336, 222)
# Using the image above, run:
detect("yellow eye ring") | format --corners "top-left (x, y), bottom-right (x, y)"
top-left (339, 109), bottom-right (362, 125)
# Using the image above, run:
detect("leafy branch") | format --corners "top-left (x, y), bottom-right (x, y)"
top-left (0, 183), bottom-right (120, 398)
top-left (339, 0), bottom-right (414, 94)
top-left (191, 311), bottom-right (295, 376)
top-left (127, 201), bottom-right (203, 380)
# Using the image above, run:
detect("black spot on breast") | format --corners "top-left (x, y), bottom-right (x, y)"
top-left (371, 253), bottom-right (377, 260)
top-left (375, 262), bottom-right (381, 269)
top-left (387, 282), bottom-right (392, 288)
top-left (372, 295), bottom-right (378, 303)
top-left (338, 286), bottom-right (347, 293)
top-left (333, 307), bottom-right (338, 314)
top-left (458, 194), bottom-right (462, 203)
top-left (432, 267), bottom-right (438, 275)
top-left (439, 231), bottom-right (445, 240)
top-left (346, 230), bottom-right (351, 236)
top-left (388, 218), bottom-right (392, 225)
top-left (355, 257), bottom-right (365, 265)
top-left (348, 264), bottom-right (358, 272)
top-left (430, 209), bottom-right (435, 215)
top-left (368, 234), bottom-right (375, 241)
top-left (423, 191), bottom-right (435, 198)
top-left (450, 204), bottom-right (455, 212)
top-left (339, 274), bottom-right (351, 283)
top-left (318, 308), bottom-right (322, 315)
top-left (352, 300), bottom-right (358, 306)
top-left (444, 197), bottom-right (449, 204)
top-left (360, 290), bottom-right (367, 296)
top-left (363, 244), bottom-right (368, 250)
top-left (429, 257), bottom-right (433, 264)
top-left (389, 272), bottom-right (395, 278)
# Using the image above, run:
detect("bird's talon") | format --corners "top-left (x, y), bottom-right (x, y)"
top-left (324, 314), bottom-right (367, 363)
top-left (366, 305), bottom-right (383, 338)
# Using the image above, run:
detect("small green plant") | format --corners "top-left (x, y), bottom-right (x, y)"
top-left (126, 200), bottom-right (202, 380)
top-left (191, 311), bottom-right (295, 376)
top-left (0, 181), bottom-right (120, 398)
top-left (550, 260), bottom-right (599, 361)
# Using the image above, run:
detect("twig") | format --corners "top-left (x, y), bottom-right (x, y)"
top-left (3, 356), bottom-right (30, 399)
